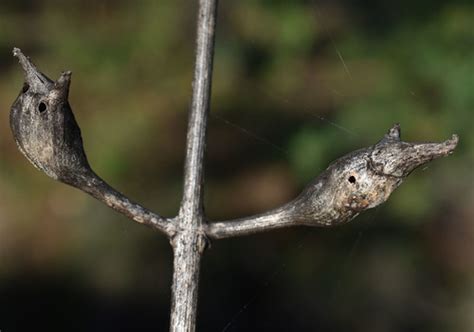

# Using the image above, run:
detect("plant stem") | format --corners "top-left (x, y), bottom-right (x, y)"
top-left (169, 0), bottom-right (218, 331)
top-left (180, 0), bottom-right (218, 219)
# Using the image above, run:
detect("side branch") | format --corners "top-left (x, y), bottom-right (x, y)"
top-left (81, 173), bottom-right (176, 236)
top-left (10, 48), bottom-right (175, 238)
top-left (205, 125), bottom-right (458, 239)
top-left (205, 205), bottom-right (297, 239)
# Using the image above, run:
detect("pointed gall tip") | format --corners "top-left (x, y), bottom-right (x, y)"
top-left (57, 70), bottom-right (72, 84)
top-left (383, 123), bottom-right (401, 141)
top-left (450, 134), bottom-right (459, 144)
top-left (12, 47), bottom-right (53, 92)
top-left (12, 47), bottom-right (21, 57)
top-left (51, 71), bottom-right (72, 100)
top-left (443, 134), bottom-right (459, 154)
top-left (390, 123), bottom-right (401, 136)
top-left (12, 47), bottom-right (33, 73)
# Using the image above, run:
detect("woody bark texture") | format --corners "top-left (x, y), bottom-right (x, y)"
top-left (169, 0), bottom-right (218, 331)
top-left (9, 0), bottom-right (458, 331)
top-left (205, 125), bottom-right (458, 239)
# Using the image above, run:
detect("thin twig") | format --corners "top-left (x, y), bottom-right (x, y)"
top-left (10, 48), bottom-right (175, 237)
top-left (205, 126), bottom-right (458, 239)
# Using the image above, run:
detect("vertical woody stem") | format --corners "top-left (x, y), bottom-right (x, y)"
top-left (180, 0), bottom-right (217, 218)
top-left (169, 0), bottom-right (218, 331)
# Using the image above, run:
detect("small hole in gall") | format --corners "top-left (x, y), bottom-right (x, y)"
top-left (348, 176), bottom-right (356, 184)
top-left (22, 83), bottom-right (29, 93)
top-left (38, 102), bottom-right (47, 113)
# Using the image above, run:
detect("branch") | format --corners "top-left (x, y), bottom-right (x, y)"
top-left (179, 0), bottom-right (217, 222)
top-left (79, 173), bottom-right (176, 234)
top-left (205, 124), bottom-right (459, 239)
top-left (169, 1), bottom-right (218, 331)
top-left (10, 48), bottom-right (176, 238)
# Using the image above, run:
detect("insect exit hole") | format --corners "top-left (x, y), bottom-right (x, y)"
top-left (22, 83), bottom-right (30, 93)
top-left (38, 102), bottom-right (47, 113)
top-left (348, 176), bottom-right (356, 183)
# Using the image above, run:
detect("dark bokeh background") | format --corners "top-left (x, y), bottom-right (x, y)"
top-left (0, 1), bottom-right (472, 331)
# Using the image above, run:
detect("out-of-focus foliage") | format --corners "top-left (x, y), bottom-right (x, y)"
top-left (0, 0), bottom-right (472, 331)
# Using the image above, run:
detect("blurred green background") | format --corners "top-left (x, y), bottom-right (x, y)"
top-left (0, 0), bottom-right (472, 331)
